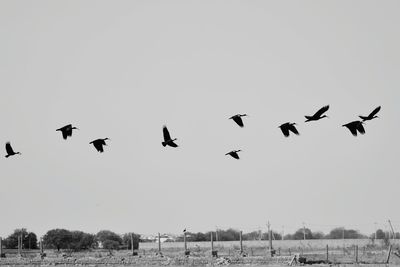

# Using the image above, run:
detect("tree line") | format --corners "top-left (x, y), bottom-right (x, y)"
top-left (1, 228), bottom-right (139, 251)
top-left (1, 227), bottom-right (399, 251)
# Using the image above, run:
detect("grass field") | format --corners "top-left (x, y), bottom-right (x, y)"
top-left (1, 239), bottom-right (399, 266)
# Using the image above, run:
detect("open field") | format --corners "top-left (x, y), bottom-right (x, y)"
top-left (1, 239), bottom-right (399, 266)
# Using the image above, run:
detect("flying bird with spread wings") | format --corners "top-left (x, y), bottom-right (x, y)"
top-left (359, 106), bottom-right (381, 121)
top-left (305, 105), bottom-right (330, 122)
top-left (90, 138), bottom-right (110, 153)
top-left (279, 122), bottom-right (299, 137)
top-left (229, 114), bottom-right (248, 127)
top-left (342, 121), bottom-right (365, 136)
top-left (56, 124), bottom-right (78, 140)
top-left (225, 150), bottom-right (241, 159)
top-left (162, 126), bottom-right (178, 147)
top-left (5, 142), bottom-right (21, 158)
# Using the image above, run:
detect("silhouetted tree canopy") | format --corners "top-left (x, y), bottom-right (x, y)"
top-left (43, 229), bottom-right (72, 251)
top-left (96, 230), bottom-right (122, 250)
top-left (122, 233), bottom-right (140, 250)
top-left (4, 229), bottom-right (38, 249)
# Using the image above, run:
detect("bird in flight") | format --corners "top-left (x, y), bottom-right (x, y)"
top-left (56, 124), bottom-right (78, 140)
top-left (359, 106), bottom-right (381, 121)
top-left (305, 105), bottom-right (329, 122)
top-left (229, 114), bottom-right (248, 127)
top-left (90, 138), bottom-right (110, 153)
top-left (225, 150), bottom-right (241, 159)
top-left (279, 122), bottom-right (299, 137)
top-left (162, 126), bottom-right (178, 147)
top-left (5, 142), bottom-right (21, 158)
top-left (342, 121), bottom-right (365, 136)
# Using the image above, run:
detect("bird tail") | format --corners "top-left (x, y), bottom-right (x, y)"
top-left (5, 155), bottom-right (9, 158)
top-left (162, 142), bottom-right (167, 147)
top-left (304, 116), bottom-right (312, 122)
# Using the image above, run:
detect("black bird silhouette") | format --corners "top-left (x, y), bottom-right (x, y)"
top-left (90, 138), bottom-right (110, 153)
top-left (183, 228), bottom-right (186, 233)
top-left (162, 126), bottom-right (178, 147)
top-left (342, 121), bottom-right (365, 136)
top-left (5, 142), bottom-right (21, 158)
top-left (305, 105), bottom-right (329, 122)
top-left (56, 124), bottom-right (78, 140)
top-left (229, 114), bottom-right (247, 127)
top-left (279, 122), bottom-right (299, 137)
top-left (359, 106), bottom-right (381, 121)
top-left (225, 150), bottom-right (241, 159)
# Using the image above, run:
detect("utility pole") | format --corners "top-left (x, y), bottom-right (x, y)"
top-left (267, 221), bottom-right (273, 257)
top-left (388, 220), bottom-right (395, 240)
top-left (302, 223), bottom-right (306, 240)
top-left (374, 222), bottom-right (377, 240)
top-left (215, 226), bottom-right (219, 242)
top-left (282, 226), bottom-right (284, 241)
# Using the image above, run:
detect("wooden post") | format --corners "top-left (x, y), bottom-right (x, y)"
top-left (239, 231), bottom-right (243, 254)
top-left (130, 233), bottom-right (134, 255)
top-left (355, 245), bottom-right (358, 263)
top-left (0, 237), bottom-right (3, 256)
top-left (18, 235), bottom-right (22, 256)
top-left (158, 233), bottom-right (161, 254)
top-left (184, 231), bottom-right (187, 251)
top-left (289, 248), bottom-right (291, 256)
top-left (267, 221), bottom-right (273, 257)
top-left (386, 245), bottom-right (392, 264)
top-left (40, 238), bottom-right (44, 254)
top-left (326, 245), bottom-right (329, 262)
top-left (211, 232), bottom-right (214, 251)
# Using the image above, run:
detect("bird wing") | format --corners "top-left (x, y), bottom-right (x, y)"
top-left (344, 123), bottom-right (358, 136)
top-left (231, 152), bottom-right (239, 159)
top-left (232, 116), bottom-right (244, 127)
top-left (357, 122), bottom-right (366, 135)
top-left (288, 124), bottom-right (299, 135)
top-left (5, 142), bottom-right (15, 154)
top-left (66, 127), bottom-right (73, 137)
top-left (168, 140), bottom-right (178, 147)
top-left (62, 130), bottom-right (68, 139)
top-left (94, 142), bottom-right (104, 152)
top-left (313, 105), bottom-right (329, 118)
top-left (163, 126), bottom-right (172, 141)
top-left (280, 126), bottom-right (290, 137)
top-left (368, 106), bottom-right (381, 118)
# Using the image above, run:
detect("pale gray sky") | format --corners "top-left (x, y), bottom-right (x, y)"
top-left (0, 1), bottom-right (399, 238)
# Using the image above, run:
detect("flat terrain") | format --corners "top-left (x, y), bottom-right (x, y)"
top-left (1, 239), bottom-right (399, 266)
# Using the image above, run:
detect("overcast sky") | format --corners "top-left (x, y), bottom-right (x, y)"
top-left (1, 1), bottom-right (399, 238)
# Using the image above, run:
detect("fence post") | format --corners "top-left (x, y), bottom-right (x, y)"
top-left (40, 238), bottom-right (44, 254)
top-left (0, 237), bottom-right (3, 257)
top-left (239, 231), bottom-right (243, 254)
top-left (386, 245), bottom-right (392, 264)
top-left (158, 233), bottom-right (161, 254)
top-left (130, 233), bottom-right (134, 255)
top-left (183, 231), bottom-right (188, 255)
top-left (326, 245), bottom-right (329, 262)
top-left (289, 248), bottom-right (291, 256)
top-left (211, 232), bottom-right (214, 251)
top-left (18, 235), bottom-right (22, 256)
top-left (355, 245), bottom-right (358, 263)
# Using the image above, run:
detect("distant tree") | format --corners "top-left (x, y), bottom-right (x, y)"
top-left (291, 228), bottom-right (313, 240)
top-left (4, 229), bottom-right (38, 249)
top-left (69, 231), bottom-right (96, 251)
top-left (326, 227), bottom-right (365, 239)
top-left (218, 229), bottom-right (240, 241)
top-left (375, 229), bottom-right (386, 239)
top-left (122, 233), bottom-right (140, 250)
top-left (243, 231), bottom-right (262, 241)
top-left (43, 229), bottom-right (72, 251)
top-left (96, 230), bottom-right (122, 250)
top-left (102, 240), bottom-right (121, 250)
top-left (312, 231), bottom-right (325, 239)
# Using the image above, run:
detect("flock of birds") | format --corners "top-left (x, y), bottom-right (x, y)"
top-left (4, 105), bottom-right (381, 159)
